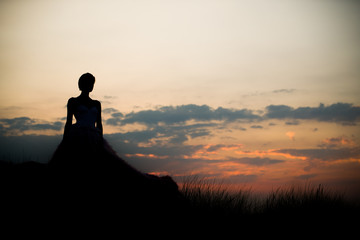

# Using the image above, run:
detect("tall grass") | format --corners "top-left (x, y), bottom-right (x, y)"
top-left (263, 183), bottom-right (345, 212)
top-left (179, 176), bottom-right (356, 223)
top-left (180, 176), bottom-right (255, 219)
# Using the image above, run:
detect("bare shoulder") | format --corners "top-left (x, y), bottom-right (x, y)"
top-left (67, 97), bottom-right (77, 106)
top-left (93, 100), bottom-right (102, 109)
top-left (68, 97), bottom-right (77, 103)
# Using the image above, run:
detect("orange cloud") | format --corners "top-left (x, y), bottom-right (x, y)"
top-left (235, 149), bottom-right (308, 161)
top-left (319, 136), bottom-right (356, 149)
top-left (220, 144), bottom-right (243, 151)
top-left (185, 144), bottom-right (309, 162)
top-left (147, 171), bottom-right (171, 176)
top-left (286, 131), bottom-right (295, 141)
top-left (125, 153), bottom-right (169, 159)
top-left (185, 144), bottom-right (244, 160)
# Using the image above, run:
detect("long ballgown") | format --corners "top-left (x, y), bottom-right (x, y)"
top-left (49, 103), bottom-right (144, 179)
top-left (11, 101), bottom-right (184, 224)
top-left (49, 102), bottom-right (181, 218)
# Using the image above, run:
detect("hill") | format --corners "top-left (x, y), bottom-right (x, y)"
top-left (0, 157), bottom-right (358, 234)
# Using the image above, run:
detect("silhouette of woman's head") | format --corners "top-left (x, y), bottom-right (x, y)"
top-left (78, 73), bottom-right (95, 93)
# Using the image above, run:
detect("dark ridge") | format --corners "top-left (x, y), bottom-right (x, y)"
top-left (1, 156), bottom-right (358, 234)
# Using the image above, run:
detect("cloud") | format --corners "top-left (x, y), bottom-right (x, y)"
top-left (204, 144), bottom-right (243, 152)
top-left (105, 111), bottom-right (124, 126)
top-left (103, 95), bottom-right (117, 99)
top-left (103, 108), bottom-right (123, 126)
top-left (265, 103), bottom-right (360, 123)
top-left (275, 146), bottom-right (360, 173)
top-left (105, 132), bottom-right (204, 158)
top-left (285, 121), bottom-right (300, 126)
top-left (105, 103), bottom-right (360, 130)
top-left (106, 104), bottom-right (260, 127)
top-left (318, 136), bottom-right (356, 149)
top-left (0, 117), bottom-right (63, 135)
top-left (231, 157), bottom-right (285, 166)
top-left (272, 89), bottom-right (296, 94)
top-left (250, 125), bottom-right (263, 129)
top-left (104, 104), bottom-right (263, 147)
top-left (286, 131), bottom-right (295, 141)
top-left (241, 89), bottom-right (297, 99)
top-left (103, 108), bottom-right (120, 114)
top-left (274, 147), bottom-right (360, 162)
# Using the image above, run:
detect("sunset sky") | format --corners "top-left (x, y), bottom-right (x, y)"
top-left (1, 0), bottom-right (360, 197)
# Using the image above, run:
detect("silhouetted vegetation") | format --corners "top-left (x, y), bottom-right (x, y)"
top-left (179, 176), bottom-right (359, 233)
top-left (0, 159), bottom-right (358, 233)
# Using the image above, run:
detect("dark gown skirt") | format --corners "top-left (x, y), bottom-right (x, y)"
top-left (10, 124), bottom-right (184, 223)
top-left (49, 124), bottom-right (179, 200)
top-left (49, 124), bottom-right (146, 180)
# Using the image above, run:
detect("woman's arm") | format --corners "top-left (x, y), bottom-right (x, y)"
top-left (64, 98), bottom-right (74, 137)
top-left (96, 100), bottom-right (103, 136)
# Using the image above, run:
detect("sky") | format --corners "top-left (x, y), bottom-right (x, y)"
top-left (1, 0), bottom-right (360, 198)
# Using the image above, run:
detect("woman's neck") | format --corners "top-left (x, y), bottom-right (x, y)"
top-left (79, 92), bottom-right (90, 98)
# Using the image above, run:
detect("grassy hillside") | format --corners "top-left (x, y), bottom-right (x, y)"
top-left (0, 159), bottom-right (358, 234)
top-left (179, 176), bottom-right (359, 228)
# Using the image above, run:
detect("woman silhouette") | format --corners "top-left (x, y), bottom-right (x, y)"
top-left (47, 73), bottom-right (181, 219)
top-left (64, 73), bottom-right (103, 141)
top-left (49, 73), bottom-right (179, 203)
top-left (50, 73), bottom-right (140, 175)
